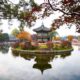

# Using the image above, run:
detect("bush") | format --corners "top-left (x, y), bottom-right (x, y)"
top-left (19, 41), bottom-right (38, 50)
top-left (12, 41), bottom-right (38, 50)
top-left (19, 42), bottom-right (26, 50)
top-left (61, 40), bottom-right (72, 48)
top-left (30, 45), bottom-right (38, 50)
top-left (46, 41), bottom-right (53, 49)
top-left (12, 42), bottom-right (19, 48)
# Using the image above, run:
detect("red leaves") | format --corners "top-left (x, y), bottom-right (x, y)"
top-left (32, 6), bottom-right (41, 13)
top-left (64, 16), bottom-right (73, 23)
top-left (63, 0), bottom-right (74, 4)
top-left (64, 17), bottom-right (70, 22)
top-left (62, 40), bottom-right (68, 46)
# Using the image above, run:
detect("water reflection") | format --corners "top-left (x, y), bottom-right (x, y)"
top-left (33, 54), bottom-right (52, 74)
top-left (0, 46), bottom-right (80, 80)
top-left (0, 45), bottom-right (9, 53)
top-left (12, 51), bottom-right (71, 74)
top-left (12, 52), bottom-right (35, 60)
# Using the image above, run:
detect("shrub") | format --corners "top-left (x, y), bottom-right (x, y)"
top-left (12, 42), bottom-right (19, 48)
top-left (46, 41), bottom-right (53, 49)
top-left (61, 40), bottom-right (72, 48)
top-left (19, 41), bottom-right (38, 50)
top-left (19, 41), bottom-right (31, 50)
top-left (19, 42), bottom-right (26, 50)
top-left (30, 45), bottom-right (38, 50)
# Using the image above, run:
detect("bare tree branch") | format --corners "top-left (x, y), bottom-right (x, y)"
top-left (47, 0), bottom-right (80, 16)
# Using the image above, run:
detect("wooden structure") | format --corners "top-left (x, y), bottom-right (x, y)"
top-left (33, 24), bottom-right (50, 43)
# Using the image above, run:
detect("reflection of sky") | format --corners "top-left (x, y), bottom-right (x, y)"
top-left (44, 50), bottom-right (80, 80)
top-left (0, 47), bottom-right (80, 80)
top-left (0, 48), bottom-right (42, 80)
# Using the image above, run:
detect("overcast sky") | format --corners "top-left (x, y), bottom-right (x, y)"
top-left (0, 0), bottom-right (79, 36)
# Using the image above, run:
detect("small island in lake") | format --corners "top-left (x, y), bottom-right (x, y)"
top-left (11, 23), bottom-right (73, 53)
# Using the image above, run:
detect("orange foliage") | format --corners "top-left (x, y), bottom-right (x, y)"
top-left (17, 31), bottom-right (32, 42)
top-left (67, 35), bottom-right (73, 41)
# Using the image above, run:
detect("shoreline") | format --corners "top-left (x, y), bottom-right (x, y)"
top-left (12, 48), bottom-right (73, 54)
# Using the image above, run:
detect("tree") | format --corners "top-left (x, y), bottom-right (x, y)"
top-left (78, 35), bottom-right (80, 41)
top-left (43, 0), bottom-right (80, 32)
top-left (11, 28), bottom-right (20, 37)
top-left (0, 34), bottom-right (4, 42)
top-left (17, 31), bottom-right (32, 42)
top-left (3, 33), bottom-right (9, 41)
top-left (0, 0), bottom-right (80, 32)
top-left (67, 35), bottom-right (73, 41)
top-left (0, 33), bottom-right (9, 42)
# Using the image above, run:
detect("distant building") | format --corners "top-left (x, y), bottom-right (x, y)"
top-left (33, 23), bottom-right (51, 43)
top-left (9, 35), bottom-right (19, 42)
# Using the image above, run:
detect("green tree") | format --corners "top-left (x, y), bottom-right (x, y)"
top-left (0, 33), bottom-right (9, 42)
top-left (0, 34), bottom-right (4, 42)
top-left (11, 28), bottom-right (20, 37)
top-left (3, 33), bottom-right (9, 41)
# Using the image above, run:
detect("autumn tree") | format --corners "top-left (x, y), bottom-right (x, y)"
top-left (17, 31), bottom-right (32, 42)
top-left (11, 28), bottom-right (20, 37)
top-left (43, 0), bottom-right (80, 32)
top-left (0, 0), bottom-right (80, 32)
top-left (67, 35), bottom-right (74, 41)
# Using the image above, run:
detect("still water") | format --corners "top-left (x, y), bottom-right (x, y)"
top-left (0, 45), bottom-right (80, 80)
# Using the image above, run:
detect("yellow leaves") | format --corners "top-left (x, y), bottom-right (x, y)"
top-left (67, 35), bottom-right (73, 41)
top-left (52, 36), bottom-right (61, 40)
top-left (17, 31), bottom-right (32, 42)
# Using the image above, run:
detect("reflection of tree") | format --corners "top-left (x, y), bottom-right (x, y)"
top-left (12, 51), bottom-right (20, 57)
top-left (12, 51), bottom-right (35, 60)
top-left (12, 51), bottom-right (72, 73)
top-left (0, 45), bottom-right (9, 53)
top-left (20, 53), bottom-right (34, 60)
top-left (60, 52), bottom-right (71, 58)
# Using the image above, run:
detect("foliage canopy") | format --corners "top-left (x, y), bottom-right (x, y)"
top-left (0, 0), bottom-right (80, 32)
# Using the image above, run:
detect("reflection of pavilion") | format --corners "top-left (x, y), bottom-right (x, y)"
top-left (33, 54), bottom-right (55, 73)
top-left (33, 52), bottom-right (71, 73)
top-left (33, 62), bottom-right (51, 74)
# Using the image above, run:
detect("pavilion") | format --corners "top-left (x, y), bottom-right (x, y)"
top-left (33, 23), bottom-right (51, 43)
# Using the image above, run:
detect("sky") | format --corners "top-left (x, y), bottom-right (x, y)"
top-left (0, 0), bottom-right (80, 36)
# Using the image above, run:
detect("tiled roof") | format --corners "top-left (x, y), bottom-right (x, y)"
top-left (33, 24), bottom-right (50, 32)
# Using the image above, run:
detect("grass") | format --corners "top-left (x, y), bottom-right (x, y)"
top-left (38, 44), bottom-right (48, 49)
top-left (15, 47), bottom-right (21, 50)
top-left (54, 47), bottom-right (73, 50)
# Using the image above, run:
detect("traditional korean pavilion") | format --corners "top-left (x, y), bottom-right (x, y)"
top-left (33, 23), bottom-right (51, 42)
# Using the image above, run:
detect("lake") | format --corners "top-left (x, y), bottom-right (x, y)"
top-left (0, 45), bottom-right (80, 80)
